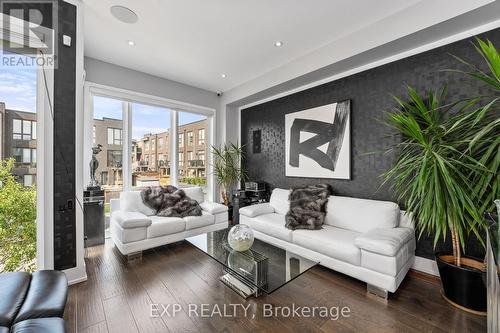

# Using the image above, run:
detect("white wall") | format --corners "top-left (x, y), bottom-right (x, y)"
top-left (84, 57), bottom-right (219, 110)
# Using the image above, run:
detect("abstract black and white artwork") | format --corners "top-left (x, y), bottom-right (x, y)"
top-left (285, 100), bottom-right (350, 179)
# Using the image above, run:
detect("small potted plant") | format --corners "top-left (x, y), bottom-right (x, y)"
top-left (211, 143), bottom-right (248, 221)
top-left (382, 39), bottom-right (499, 314)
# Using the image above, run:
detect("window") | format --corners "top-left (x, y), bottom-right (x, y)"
top-left (12, 119), bottom-right (35, 140)
top-left (13, 119), bottom-right (21, 139)
top-left (198, 129), bottom-right (205, 145)
top-left (12, 148), bottom-right (36, 165)
top-left (107, 150), bottom-right (122, 168)
top-left (31, 122), bottom-right (36, 140)
top-left (131, 103), bottom-right (171, 188)
top-left (23, 175), bottom-right (34, 187)
top-left (92, 96), bottom-right (124, 213)
top-left (178, 152), bottom-right (184, 167)
top-left (22, 149), bottom-right (31, 163)
top-left (178, 112), bottom-right (208, 187)
top-left (91, 93), bottom-right (212, 196)
top-left (107, 128), bottom-right (122, 145)
top-left (198, 150), bottom-right (205, 166)
top-left (178, 133), bottom-right (184, 148)
top-left (100, 171), bottom-right (108, 185)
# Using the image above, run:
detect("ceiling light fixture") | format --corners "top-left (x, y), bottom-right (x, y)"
top-left (127, 40), bottom-right (136, 46)
top-left (274, 41), bottom-right (283, 47)
top-left (110, 5), bottom-right (138, 24)
top-left (221, 74), bottom-right (227, 78)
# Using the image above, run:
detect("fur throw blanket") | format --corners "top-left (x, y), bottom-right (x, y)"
top-left (285, 184), bottom-right (332, 230)
top-left (141, 185), bottom-right (202, 218)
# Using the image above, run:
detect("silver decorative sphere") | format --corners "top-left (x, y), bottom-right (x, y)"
top-left (228, 224), bottom-right (254, 251)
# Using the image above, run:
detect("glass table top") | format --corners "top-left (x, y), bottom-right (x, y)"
top-left (186, 227), bottom-right (318, 295)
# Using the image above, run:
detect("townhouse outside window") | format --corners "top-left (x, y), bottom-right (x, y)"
top-left (178, 133), bottom-right (184, 148)
top-left (12, 148), bottom-right (36, 167)
top-left (187, 131), bottom-right (193, 146)
top-left (179, 152), bottom-right (184, 167)
top-left (107, 127), bottom-right (122, 145)
top-left (198, 128), bottom-right (205, 145)
top-left (12, 119), bottom-right (36, 141)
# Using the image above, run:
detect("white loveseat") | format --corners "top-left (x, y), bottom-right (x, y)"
top-left (239, 188), bottom-right (415, 295)
top-left (110, 187), bottom-right (228, 255)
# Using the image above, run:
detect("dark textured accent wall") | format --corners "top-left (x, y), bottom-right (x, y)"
top-left (53, 1), bottom-right (77, 270)
top-left (241, 28), bottom-right (499, 260)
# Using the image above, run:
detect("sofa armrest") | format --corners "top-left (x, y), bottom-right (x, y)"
top-left (199, 201), bottom-right (228, 214)
top-left (111, 210), bottom-right (152, 229)
top-left (110, 198), bottom-right (121, 214)
top-left (354, 227), bottom-right (415, 256)
top-left (239, 203), bottom-right (274, 218)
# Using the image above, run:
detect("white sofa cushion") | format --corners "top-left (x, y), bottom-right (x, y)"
top-left (293, 226), bottom-right (361, 266)
top-left (120, 191), bottom-right (156, 216)
top-left (147, 216), bottom-right (186, 238)
top-left (239, 203), bottom-right (275, 218)
top-left (182, 186), bottom-right (205, 203)
top-left (245, 213), bottom-right (293, 242)
top-left (200, 201), bottom-right (228, 214)
top-left (184, 211), bottom-right (215, 230)
top-left (112, 211), bottom-right (152, 229)
top-left (354, 227), bottom-right (415, 256)
top-left (269, 189), bottom-right (290, 215)
top-left (325, 196), bottom-right (400, 233)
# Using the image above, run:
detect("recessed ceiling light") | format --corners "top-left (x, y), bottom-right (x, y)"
top-left (127, 40), bottom-right (136, 46)
top-left (274, 41), bottom-right (283, 47)
top-left (221, 74), bottom-right (227, 78)
top-left (110, 5), bottom-right (138, 24)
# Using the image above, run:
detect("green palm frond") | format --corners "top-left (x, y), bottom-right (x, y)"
top-left (382, 39), bottom-right (500, 256)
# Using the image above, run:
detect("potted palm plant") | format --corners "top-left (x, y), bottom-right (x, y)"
top-left (211, 143), bottom-right (247, 206)
top-left (382, 39), bottom-right (499, 314)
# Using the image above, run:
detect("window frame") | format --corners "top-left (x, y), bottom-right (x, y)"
top-left (12, 118), bottom-right (36, 141)
top-left (84, 82), bottom-right (216, 202)
top-left (198, 128), bottom-right (205, 145)
top-left (107, 127), bottom-right (123, 145)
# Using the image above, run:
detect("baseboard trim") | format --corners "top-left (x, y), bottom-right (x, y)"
top-left (63, 263), bottom-right (88, 285)
top-left (412, 256), bottom-right (439, 276)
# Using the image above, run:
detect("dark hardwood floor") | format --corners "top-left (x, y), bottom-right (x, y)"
top-left (64, 240), bottom-right (487, 333)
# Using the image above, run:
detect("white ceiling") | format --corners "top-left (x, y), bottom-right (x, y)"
top-left (83, 0), bottom-right (493, 93)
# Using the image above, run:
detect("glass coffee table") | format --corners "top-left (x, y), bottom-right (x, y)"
top-left (186, 227), bottom-right (318, 298)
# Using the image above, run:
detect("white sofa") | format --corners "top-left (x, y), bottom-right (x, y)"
top-left (110, 187), bottom-right (228, 256)
top-left (239, 188), bottom-right (415, 295)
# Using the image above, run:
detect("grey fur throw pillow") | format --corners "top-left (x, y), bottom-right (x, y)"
top-left (141, 185), bottom-right (202, 218)
top-left (285, 184), bottom-right (332, 230)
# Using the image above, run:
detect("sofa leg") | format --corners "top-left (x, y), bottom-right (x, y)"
top-left (127, 251), bottom-right (143, 263)
top-left (367, 284), bottom-right (388, 302)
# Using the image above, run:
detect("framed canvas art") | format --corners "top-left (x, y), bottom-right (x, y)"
top-left (285, 100), bottom-right (351, 179)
